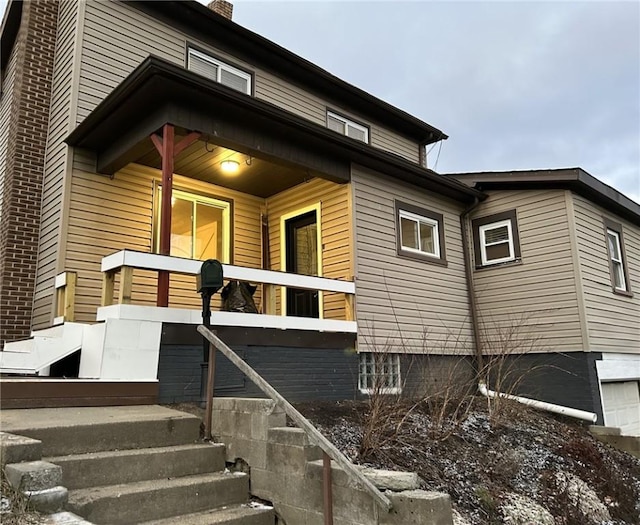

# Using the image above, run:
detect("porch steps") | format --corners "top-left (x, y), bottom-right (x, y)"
top-left (0, 322), bottom-right (86, 375)
top-left (0, 406), bottom-right (275, 524)
top-left (140, 505), bottom-right (276, 525)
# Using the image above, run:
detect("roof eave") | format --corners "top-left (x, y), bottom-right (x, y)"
top-left (126, 0), bottom-right (447, 145)
top-left (446, 168), bottom-right (640, 226)
top-left (66, 57), bottom-right (478, 204)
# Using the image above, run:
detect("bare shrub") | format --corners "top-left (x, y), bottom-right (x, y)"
top-left (0, 469), bottom-right (41, 525)
top-left (476, 310), bottom-right (560, 425)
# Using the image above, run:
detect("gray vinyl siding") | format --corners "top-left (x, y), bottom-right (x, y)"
top-left (351, 165), bottom-right (474, 354)
top-left (76, 1), bottom-right (419, 165)
top-left (572, 193), bottom-right (640, 353)
top-left (470, 189), bottom-right (584, 353)
top-left (32, 0), bottom-right (81, 328)
top-left (0, 34), bottom-right (19, 221)
top-left (65, 163), bottom-right (263, 323)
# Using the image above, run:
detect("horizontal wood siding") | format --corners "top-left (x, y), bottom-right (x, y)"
top-left (32, 0), bottom-right (80, 328)
top-left (470, 189), bottom-right (583, 353)
top-left (76, 1), bottom-right (420, 165)
top-left (351, 166), bottom-right (474, 354)
top-left (265, 179), bottom-right (352, 320)
top-left (64, 163), bottom-right (263, 322)
top-left (572, 193), bottom-right (640, 352)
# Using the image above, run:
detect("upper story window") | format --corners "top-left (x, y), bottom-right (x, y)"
top-left (187, 47), bottom-right (252, 95)
top-left (472, 210), bottom-right (521, 268)
top-left (155, 187), bottom-right (231, 263)
top-left (326, 111), bottom-right (369, 143)
top-left (604, 218), bottom-right (632, 296)
top-left (395, 201), bottom-right (447, 265)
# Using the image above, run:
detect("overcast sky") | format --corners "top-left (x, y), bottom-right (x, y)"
top-left (228, 0), bottom-right (640, 203)
top-left (2, 0), bottom-right (639, 202)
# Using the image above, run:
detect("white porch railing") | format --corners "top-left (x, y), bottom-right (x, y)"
top-left (99, 250), bottom-right (356, 333)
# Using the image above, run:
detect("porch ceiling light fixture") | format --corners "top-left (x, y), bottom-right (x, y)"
top-left (220, 159), bottom-right (240, 174)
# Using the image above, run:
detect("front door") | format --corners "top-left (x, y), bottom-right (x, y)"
top-left (285, 210), bottom-right (320, 318)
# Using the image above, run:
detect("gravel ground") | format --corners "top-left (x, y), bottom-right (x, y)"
top-left (294, 397), bottom-right (640, 525)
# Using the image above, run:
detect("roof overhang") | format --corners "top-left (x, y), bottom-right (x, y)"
top-left (66, 56), bottom-right (482, 204)
top-left (127, 1), bottom-right (447, 145)
top-left (447, 168), bottom-right (640, 226)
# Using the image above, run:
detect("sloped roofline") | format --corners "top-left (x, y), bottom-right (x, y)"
top-left (66, 56), bottom-right (482, 204)
top-left (127, 1), bottom-right (447, 145)
top-left (447, 168), bottom-right (640, 226)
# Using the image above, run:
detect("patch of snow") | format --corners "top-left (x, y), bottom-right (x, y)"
top-left (555, 471), bottom-right (611, 523)
top-left (500, 493), bottom-right (555, 525)
top-left (246, 501), bottom-right (273, 510)
top-left (0, 495), bottom-right (11, 515)
top-left (451, 508), bottom-right (472, 525)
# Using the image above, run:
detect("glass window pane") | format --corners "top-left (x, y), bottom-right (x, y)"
top-left (485, 242), bottom-right (511, 261)
top-left (170, 198), bottom-right (193, 258)
top-left (189, 54), bottom-right (218, 82)
top-left (347, 126), bottom-right (366, 142)
top-left (327, 116), bottom-right (345, 134)
top-left (484, 225), bottom-right (509, 244)
top-left (419, 222), bottom-right (435, 254)
top-left (400, 217), bottom-right (419, 249)
top-left (195, 203), bottom-right (224, 260)
top-left (220, 68), bottom-right (248, 93)
top-left (613, 261), bottom-right (625, 289)
top-left (608, 232), bottom-right (621, 260)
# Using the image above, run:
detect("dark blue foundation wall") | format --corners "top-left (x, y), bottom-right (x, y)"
top-left (484, 351), bottom-right (604, 423)
top-left (157, 324), bottom-right (359, 404)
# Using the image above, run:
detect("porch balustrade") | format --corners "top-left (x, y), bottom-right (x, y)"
top-left (99, 249), bottom-right (356, 331)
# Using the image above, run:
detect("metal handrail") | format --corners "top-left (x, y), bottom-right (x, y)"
top-left (197, 325), bottom-right (393, 516)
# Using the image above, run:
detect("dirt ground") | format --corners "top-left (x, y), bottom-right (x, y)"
top-left (293, 398), bottom-right (640, 525)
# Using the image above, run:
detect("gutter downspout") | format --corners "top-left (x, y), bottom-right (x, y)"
top-left (478, 382), bottom-right (597, 423)
top-left (460, 197), bottom-right (484, 378)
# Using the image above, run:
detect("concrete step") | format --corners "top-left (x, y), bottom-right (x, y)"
top-left (0, 406), bottom-right (201, 456)
top-left (140, 504), bottom-right (275, 525)
top-left (66, 472), bottom-right (250, 524)
top-left (48, 443), bottom-right (226, 489)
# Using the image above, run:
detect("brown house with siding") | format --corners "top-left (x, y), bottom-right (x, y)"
top-left (0, 0), bottom-right (638, 434)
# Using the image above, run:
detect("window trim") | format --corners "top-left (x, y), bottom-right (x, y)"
top-left (186, 46), bottom-right (253, 96)
top-left (395, 200), bottom-right (447, 266)
top-left (358, 352), bottom-right (402, 395)
top-left (472, 210), bottom-right (521, 269)
top-left (603, 218), bottom-right (632, 297)
top-left (326, 110), bottom-right (370, 144)
top-left (153, 184), bottom-right (234, 264)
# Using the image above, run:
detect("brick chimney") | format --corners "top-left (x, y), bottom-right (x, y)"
top-left (0, 0), bottom-right (60, 348)
top-left (207, 0), bottom-right (233, 20)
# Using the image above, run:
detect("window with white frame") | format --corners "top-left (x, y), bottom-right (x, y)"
top-left (604, 219), bottom-right (631, 295)
top-left (395, 201), bottom-right (446, 263)
top-left (326, 111), bottom-right (369, 143)
top-left (358, 353), bottom-right (401, 394)
top-left (472, 210), bottom-right (521, 268)
top-left (607, 230), bottom-right (626, 290)
top-left (187, 48), bottom-right (252, 95)
top-left (155, 187), bottom-right (231, 263)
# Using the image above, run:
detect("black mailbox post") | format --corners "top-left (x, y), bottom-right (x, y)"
top-left (197, 260), bottom-right (223, 405)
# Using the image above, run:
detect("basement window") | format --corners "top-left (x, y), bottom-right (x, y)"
top-left (358, 353), bottom-right (401, 394)
top-left (326, 111), bottom-right (369, 143)
top-left (187, 47), bottom-right (252, 95)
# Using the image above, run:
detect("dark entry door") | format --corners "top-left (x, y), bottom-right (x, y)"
top-left (285, 210), bottom-right (320, 318)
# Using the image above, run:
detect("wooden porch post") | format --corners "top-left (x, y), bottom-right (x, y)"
top-left (151, 125), bottom-right (201, 307)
